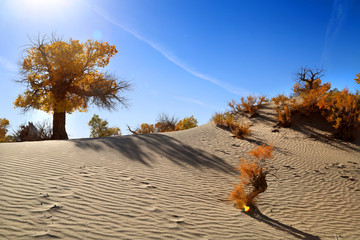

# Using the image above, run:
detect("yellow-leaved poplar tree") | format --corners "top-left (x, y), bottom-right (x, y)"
top-left (0, 118), bottom-right (10, 142)
top-left (14, 35), bottom-right (131, 139)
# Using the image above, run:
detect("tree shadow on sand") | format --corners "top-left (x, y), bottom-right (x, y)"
top-left (245, 206), bottom-right (320, 240)
top-left (72, 134), bottom-right (237, 174)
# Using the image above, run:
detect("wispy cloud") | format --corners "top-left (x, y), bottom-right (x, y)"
top-left (321, 0), bottom-right (347, 64)
top-left (85, 3), bottom-right (249, 96)
top-left (0, 56), bottom-right (17, 72)
top-left (173, 96), bottom-right (217, 109)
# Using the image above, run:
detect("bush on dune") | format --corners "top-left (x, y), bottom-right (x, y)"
top-left (230, 144), bottom-right (274, 212)
top-left (211, 112), bottom-right (250, 139)
top-left (317, 89), bottom-right (360, 140)
top-left (128, 114), bottom-right (198, 134)
top-left (228, 95), bottom-right (268, 117)
top-left (272, 94), bottom-right (292, 127)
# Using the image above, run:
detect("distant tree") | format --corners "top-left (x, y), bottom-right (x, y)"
top-left (355, 73), bottom-right (360, 84)
top-left (0, 118), bottom-right (10, 142)
top-left (293, 66), bottom-right (325, 95)
top-left (14, 35), bottom-right (131, 140)
top-left (127, 123), bottom-right (155, 134)
top-left (88, 114), bottom-right (121, 138)
top-left (155, 113), bottom-right (178, 132)
top-left (175, 115), bottom-right (198, 130)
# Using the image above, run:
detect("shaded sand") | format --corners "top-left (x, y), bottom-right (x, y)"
top-left (1, 103), bottom-right (360, 239)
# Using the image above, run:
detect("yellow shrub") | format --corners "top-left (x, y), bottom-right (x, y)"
top-left (229, 95), bottom-right (267, 117)
top-left (272, 94), bottom-right (291, 127)
top-left (230, 122), bottom-right (251, 139)
top-left (317, 89), bottom-right (360, 140)
top-left (175, 115), bottom-right (198, 131)
top-left (230, 145), bottom-right (273, 211)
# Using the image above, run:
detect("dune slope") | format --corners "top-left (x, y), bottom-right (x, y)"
top-left (1, 104), bottom-right (359, 239)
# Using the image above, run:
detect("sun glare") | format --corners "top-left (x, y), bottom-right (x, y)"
top-left (23, 0), bottom-right (74, 11)
top-left (244, 205), bottom-right (250, 212)
top-left (8, 0), bottom-right (76, 21)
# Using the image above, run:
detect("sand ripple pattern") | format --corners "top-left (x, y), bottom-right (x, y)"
top-left (1, 106), bottom-right (360, 239)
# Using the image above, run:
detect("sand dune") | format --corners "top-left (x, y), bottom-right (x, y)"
top-left (1, 103), bottom-right (360, 239)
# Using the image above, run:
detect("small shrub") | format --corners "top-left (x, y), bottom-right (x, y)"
top-left (230, 144), bottom-right (273, 212)
top-left (211, 112), bottom-right (226, 126)
top-left (241, 96), bottom-right (259, 117)
top-left (229, 95), bottom-right (267, 117)
top-left (211, 112), bottom-right (234, 128)
top-left (231, 122), bottom-right (251, 139)
top-left (212, 112), bottom-right (251, 138)
top-left (272, 94), bottom-right (291, 127)
top-left (228, 100), bottom-right (242, 114)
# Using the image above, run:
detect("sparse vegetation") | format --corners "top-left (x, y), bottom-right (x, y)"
top-left (12, 121), bottom-right (53, 142)
top-left (88, 114), bottom-right (121, 138)
top-left (291, 81), bottom-right (331, 116)
top-left (128, 114), bottom-right (198, 134)
top-left (231, 122), bottom-right (251, 139)
top-left (228, 95), bottom-right (268, 117)
top-left (155, 113), bottom-right (178, 133)
top-left (317, 89), bottom-right (360, 140)
top-left (230, 144), bottom-right (274, 212)
top-left (293, 66), bottom-right (325, 95)
top-left (272, 94), bottom-right (291, 127)
top-left (211, 112), bottom-right (250, 138)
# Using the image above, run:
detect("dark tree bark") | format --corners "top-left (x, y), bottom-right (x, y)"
top-left (52, 112), bottom-right (68, 140)
top-left (295, 66), bottom-right (325, 91)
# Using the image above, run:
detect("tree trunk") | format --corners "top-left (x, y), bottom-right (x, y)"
top-left (52, 112), bottom-right (68, 140)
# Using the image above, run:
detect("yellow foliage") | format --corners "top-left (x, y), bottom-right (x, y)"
top-left (230, 145), bottom-right (273, 211)
top-left (272, 94), bottom-right (291, 127)
top-left (15, 38), bottom-right (120, 114)
top-left (230, 122), bottom-right (251, 139)
top-left (317, 89), bottom-right (360, 140)
top-left (175, 115), bottom-right (198, 131)
top-left (212, 112), bottom-right (251, 138)
top-left (0, 118), bottom-right (10, 142)
top-left (229, 95), bottom-right (267, 117)
top-left (211, 112), bottom-right (226, 126)
top-left (140, 123), bottom-right (155, 134)
top-left (88, 114), bottom-right (121, 138)
top-left (292, 82), bottom-right (331, 116)
top-left (355, 73), bottom-right (360, 84)
top-left (248, 144), bottom-right (273, 161)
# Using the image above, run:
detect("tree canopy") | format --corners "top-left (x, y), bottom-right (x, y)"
top-left (14, 35), bottom-right (131, 139)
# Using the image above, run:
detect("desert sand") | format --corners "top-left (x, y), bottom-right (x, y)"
top-left (1, 103), bottom-right (360, 239)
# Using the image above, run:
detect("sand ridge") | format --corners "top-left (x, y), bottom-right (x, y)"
top-left (0, 104), bottom-right (359, 239)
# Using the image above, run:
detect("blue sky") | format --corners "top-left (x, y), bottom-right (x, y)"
top-left (0, 0), bottom-right (359, 138)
